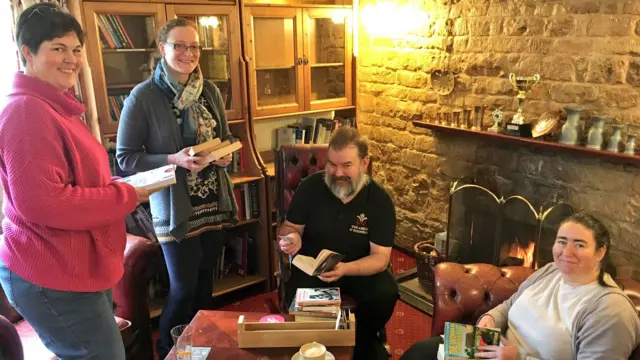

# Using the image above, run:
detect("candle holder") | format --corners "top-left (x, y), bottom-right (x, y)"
top-left (443, 112), bottom-right (451, 127)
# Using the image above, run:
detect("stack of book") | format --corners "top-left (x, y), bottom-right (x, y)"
top-left (289, 287), bottom-right (342, 322)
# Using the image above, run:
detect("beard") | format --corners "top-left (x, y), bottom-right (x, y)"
top-left (324, 169), bottom-right (370, 200)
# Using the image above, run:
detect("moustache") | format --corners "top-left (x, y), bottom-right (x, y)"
top-left (331, 176), bottom-right (351, 182)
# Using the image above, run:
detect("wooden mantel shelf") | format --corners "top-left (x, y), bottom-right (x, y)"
top-left (412, 121), bottom-right (640, 165)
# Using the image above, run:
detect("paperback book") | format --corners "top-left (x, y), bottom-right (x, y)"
top-left (292, 249), bottom-right (344, 277)
top-left (295, 287), bottom-right (341, 307)
top-left (116, 164), bottom-right (177, 193)
top-left (440, 322), bottom-right (501, 359)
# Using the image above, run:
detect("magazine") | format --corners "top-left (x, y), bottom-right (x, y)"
top-left (441, 322), bottom-right (501, 359)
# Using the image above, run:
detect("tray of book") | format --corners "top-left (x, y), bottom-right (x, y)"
top-left (237, 312), bottom-right (355, 349)
top-left (238, 287), bottom-right (355, 348)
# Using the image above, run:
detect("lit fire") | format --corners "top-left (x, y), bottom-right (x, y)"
top-left (506, 241), bottom-right (536, 267)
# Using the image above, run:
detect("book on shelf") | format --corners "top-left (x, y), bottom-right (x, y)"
top-left (295, 287), bottom-right (341, 307)
top-left (292, 249), bottom-right (344, 277)
top-left (232, 182), bottom-right (259, 221)
top-left (438, 322), bottom-right (501, 360)
top-left (274, 117), bottom-right (356, 149)
top-left (116, 164), bottom-right (177, 193)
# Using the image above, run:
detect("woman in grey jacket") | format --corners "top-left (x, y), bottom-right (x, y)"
top-left (401, 212), bottom-right (640, 360)
top-left (116, 18), bottom-right (238, 359)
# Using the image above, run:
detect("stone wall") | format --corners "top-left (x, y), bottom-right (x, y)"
top-left (357, 0), bottom-right (640, 279)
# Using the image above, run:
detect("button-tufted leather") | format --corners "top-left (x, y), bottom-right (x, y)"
top-left (275, 144), bottom-right (329, 222)
top-left (431, 262), bottom-right (640, 360)
top-left (0, 234), bottom-right (161, 360)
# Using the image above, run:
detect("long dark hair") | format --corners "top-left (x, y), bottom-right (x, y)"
top-left (560, 212), bottom-right (616, 287)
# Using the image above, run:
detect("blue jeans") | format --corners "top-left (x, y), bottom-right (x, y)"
top-left (0, 260), bottom-right (125, 360)
top-left (157, 231), bottom-right (225, 358)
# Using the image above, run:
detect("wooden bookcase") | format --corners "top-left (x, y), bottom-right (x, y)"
top-left (244, 5), bottom-right (353, 119)
top-left (77, 0), bottom-right (272, 318)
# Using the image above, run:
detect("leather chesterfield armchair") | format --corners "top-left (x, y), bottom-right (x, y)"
top-left (0, 234), bottom-right (162, 360)
top-left (431, 262), bottom-right (640, 360)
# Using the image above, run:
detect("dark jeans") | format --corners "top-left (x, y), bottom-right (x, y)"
top-left (399, 336), bottom-right (442, 360)
top-left (286, 268), bottom-right (399, 360)
top-left (157, 231), bottom-right (225, 358)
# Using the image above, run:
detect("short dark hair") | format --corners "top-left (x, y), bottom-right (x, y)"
top-left (328, 126), bottom-right (368, 160)
top-left (156, 18), bottom-right (198, 45)
top-left (15, 3), bottom-right (85, 66)
top-left (560, 212), bottom-right (616, 287)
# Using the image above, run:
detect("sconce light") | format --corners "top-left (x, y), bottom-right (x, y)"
top-left (360, 2), bottom-right (427, 39)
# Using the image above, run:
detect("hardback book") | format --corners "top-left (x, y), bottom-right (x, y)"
top-left (288, 297), bottom-right (340, 318)
top-left (190, 140), bottom-right (243, 164)
top-left (441, 322), bottom-right (501, 359)
top-left (188, 138), bottom-right (222, 156)
top-left (292, 249), bottom-right (344, 277)
top-left (295, 287), bottom-right (341, 307)
top-left (116, 164), bottom-right (177, 193)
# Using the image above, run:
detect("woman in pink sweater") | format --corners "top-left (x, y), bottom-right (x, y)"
top-left (0, 3), bottom-right (147, 359)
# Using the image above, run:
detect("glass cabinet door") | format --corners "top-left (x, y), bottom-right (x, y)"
top-left (166, 5), bottom-right (243, 120)
top-left (304, 8), bottom-right (352, 110)
top-left (83, 3), bottom-right (166, 135)
top-left (246, 7), bottom-right (304, 118)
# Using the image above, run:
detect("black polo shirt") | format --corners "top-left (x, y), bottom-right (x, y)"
top-left (286, 171), bottom-right (396, 262)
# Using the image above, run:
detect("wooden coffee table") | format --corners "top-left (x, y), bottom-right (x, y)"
top-left (166, 310), bottom-right (354, 360)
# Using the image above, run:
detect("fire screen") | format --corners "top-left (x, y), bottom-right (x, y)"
top-left (444, 178), bottom-right (574, 269)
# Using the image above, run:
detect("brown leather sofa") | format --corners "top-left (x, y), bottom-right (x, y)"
top-left (431, 262), bottom-right (640, 359)
top-left (0, 234), bottom-right (162, 360)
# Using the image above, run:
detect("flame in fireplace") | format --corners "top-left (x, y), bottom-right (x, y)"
top-left (507, 240), bottom-right (535, 268)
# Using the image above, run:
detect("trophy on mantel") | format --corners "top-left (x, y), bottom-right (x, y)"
top-left (506, 73), bottom-right (541, 137)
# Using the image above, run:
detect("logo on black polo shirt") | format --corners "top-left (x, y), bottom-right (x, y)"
top-left (350, 213), bottom-right (369, 235)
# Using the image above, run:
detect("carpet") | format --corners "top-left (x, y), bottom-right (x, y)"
top-left (153, 249), bottom-right (430, 360)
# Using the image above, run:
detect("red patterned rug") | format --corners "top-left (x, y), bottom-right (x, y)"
top-left (154, 249), bottom-right (430, 360)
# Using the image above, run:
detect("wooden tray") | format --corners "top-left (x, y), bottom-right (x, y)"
top-left (237, 314), bottom-right (356, 348)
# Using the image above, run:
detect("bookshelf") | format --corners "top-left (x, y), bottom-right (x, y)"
top-left (76, 0), bottom-right (273, 317)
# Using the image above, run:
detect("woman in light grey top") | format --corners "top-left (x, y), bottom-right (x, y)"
top-left (401, 212), bottom-right (640, 360)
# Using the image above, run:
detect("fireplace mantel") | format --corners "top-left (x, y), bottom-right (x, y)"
top-left (412, 121), bottom-right (640, 165)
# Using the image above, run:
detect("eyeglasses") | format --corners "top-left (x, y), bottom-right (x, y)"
top-left (27, 6), bottom-right (63, 20)
top-left (166, 43), bottom-right (202, 53)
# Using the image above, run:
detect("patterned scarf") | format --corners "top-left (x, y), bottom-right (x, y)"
top-left (154, 58), bottom-right (218, 147)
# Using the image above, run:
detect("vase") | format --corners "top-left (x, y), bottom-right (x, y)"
top-left (607, 125), bottom-right (625, 152)
top-left (586, 116), bottom-right (605, 149)
top-left (559, 107), bottom-right (583, 145)
top-left (625, 135), bottom-right (637, 155)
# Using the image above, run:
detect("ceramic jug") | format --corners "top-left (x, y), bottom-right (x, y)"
top-left (559, 107), bottom-right (582, 145)
top-left (586, 116), bottom-right (605, 149)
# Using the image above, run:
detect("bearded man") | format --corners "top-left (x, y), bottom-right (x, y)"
top-left (278, 127), bottom-right (398, 360)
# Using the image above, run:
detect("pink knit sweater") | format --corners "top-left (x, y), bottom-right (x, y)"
top-left (0, 73), bottom-right (138, 292)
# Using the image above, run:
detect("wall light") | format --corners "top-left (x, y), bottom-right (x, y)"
top-left (360, 2), bottom-right (427, 39)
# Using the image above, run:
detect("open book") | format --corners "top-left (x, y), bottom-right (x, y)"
top-left (188, 138), bottom-right (243, 163)
top-left (116, 164), bottom-right (177, 193)
top-left (439, 322), bottom-right (501, 359)
top-left (292, 249), bottom-right (344, 277)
